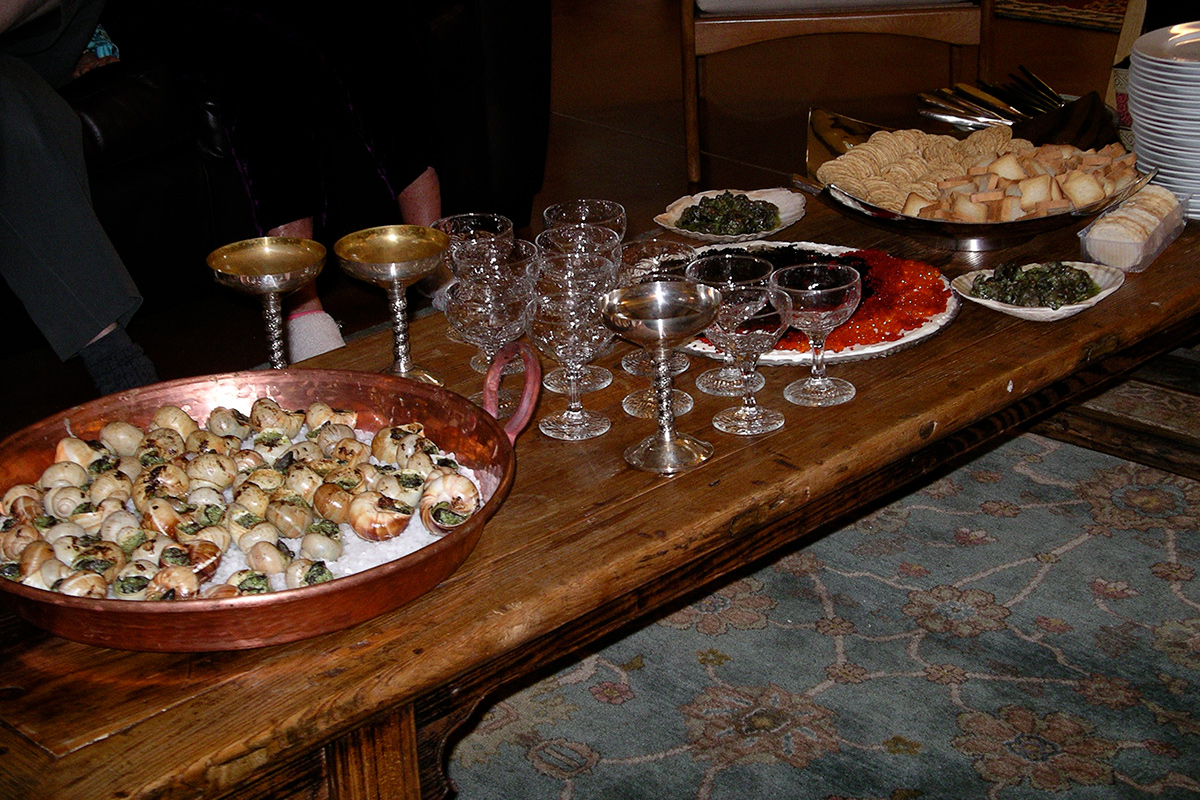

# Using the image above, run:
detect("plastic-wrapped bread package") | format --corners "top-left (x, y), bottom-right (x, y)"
top-left (1079, 184), bottom-right (1187, 272)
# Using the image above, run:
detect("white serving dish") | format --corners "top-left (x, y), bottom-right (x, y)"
top-left (952, 262), bottom-right (1125, 321)
top-left (654, 188), bottom-right (806, 243)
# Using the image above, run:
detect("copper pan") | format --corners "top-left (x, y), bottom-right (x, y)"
top-left (0, 351), bottom-right (540, 652)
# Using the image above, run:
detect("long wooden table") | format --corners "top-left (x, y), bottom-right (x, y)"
top-left (3, 198), bottom-right (1199, 800)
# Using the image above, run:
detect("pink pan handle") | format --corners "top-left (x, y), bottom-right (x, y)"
top-left (483, 341), bottom-right (541, 443)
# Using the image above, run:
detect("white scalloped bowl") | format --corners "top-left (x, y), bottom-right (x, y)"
top-left (655, 188), bottom-right (806, 243)
top-left (951, 261), bottom-right (1125, 322)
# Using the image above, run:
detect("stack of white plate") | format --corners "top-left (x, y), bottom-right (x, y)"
top-left (1128, 21), bottom-right (1200, 220)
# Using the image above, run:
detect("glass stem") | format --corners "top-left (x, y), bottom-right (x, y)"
top-left (741, 361), bottom-right (758, 410)
top-left (388, 279), bottom-right (411, 375)
top-left (653, 348), bottom-right (677, 444)
top-left (809, 333), bottom-right (830, 385)
top-left (565, 370), bottom-right (584, 415)
top-left (263, 292), bottom-right (286, 370)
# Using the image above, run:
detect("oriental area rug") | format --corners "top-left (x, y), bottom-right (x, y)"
top-left (448, 433), bottom-right (1200, 799)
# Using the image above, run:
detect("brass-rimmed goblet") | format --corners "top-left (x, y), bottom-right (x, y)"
top-left (685, 252), bottom-right (773, 397)
top-left (600, 280), bottom-right (720, 475)
top-left (334, 224), bottom-right (449, 384)
top-left (207, 236), bottom-right (326, 370)
top-left (770, 263), bottom-right (862, 406)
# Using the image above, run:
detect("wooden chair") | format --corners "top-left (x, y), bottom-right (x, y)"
top-left (682, 0), bottom-right (994, 181)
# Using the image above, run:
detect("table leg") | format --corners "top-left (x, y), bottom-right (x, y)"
top-left (326, 704), bottom-right (422, 800)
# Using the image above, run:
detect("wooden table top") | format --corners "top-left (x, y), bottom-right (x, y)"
top-left (3, 197), bottom-right (1199, 800)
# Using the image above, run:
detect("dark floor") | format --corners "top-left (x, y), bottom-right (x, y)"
top-left (0, 0), bottom-right (1123, 441)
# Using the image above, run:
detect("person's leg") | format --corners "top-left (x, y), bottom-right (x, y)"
top-left (0, 54), bottom-right (157, 392)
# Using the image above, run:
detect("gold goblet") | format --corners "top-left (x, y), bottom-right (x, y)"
top-left (335, 225), bottom-right (450, 384)
top-left (207, 236), bottom-right (326, 370)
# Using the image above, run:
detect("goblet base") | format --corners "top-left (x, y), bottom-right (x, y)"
top-left (544, 365), bottom-right (612, 394)
top-left (784, 377), bottom-right (856, 406)
top-left (624, 431), bottom-right (713, 476)
top-left (539, 409), bottom-right (611, 441)
top-left (470, 387), bottom-right (519, 420)
top-left (622, 388), bottom-right (693, 419)
top-left (696, 366), bottom-right (764, 397)
top-left (713, 405), bottom-right (785, 436)
top-left (388, 362), bottom-right (443, 386)
top-left (621, 349), bottom-right (689, 378)
top-left (470, 351), bottom-right (524, 376)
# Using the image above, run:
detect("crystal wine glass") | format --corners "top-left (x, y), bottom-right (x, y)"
top-left (770, 263), bottom-right (862, 406)
top-left (600, 280), bottom-right (721, 475)
top-left (542, 199), bottom-right (627, 240)
top-left (433, 212), bottom-right (515, 342)
top-left (433, 212), bottom-right (514, 250)
top-left (535, 223), bottom-right (622, 266)
top-left (529, 284), bottom-right (614, 441)
top-left (685, 252), bottom-right (773, 397)
top-left (532, 246), bottom-right (619, 394)
top-left (207, 236), bottom-right (325, 370)
top-left (711, 287), bottom-right (791, 435)
top-left (334, 225), bottom-right (449, 384)
top-left (450, 237), bottom-right (540, 374)
top-left (445, 277), bottom-right (533, 416)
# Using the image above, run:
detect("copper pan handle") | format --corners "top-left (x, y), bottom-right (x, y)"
top-left (482, 340), bottom-right (541, 443)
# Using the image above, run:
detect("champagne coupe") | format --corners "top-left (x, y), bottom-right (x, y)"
top-left (529, 283), bottom-right (614, 441)
top-left (432, 212), bottom-right (514, 343)
top-left (618, 238), bottom-right (696, 378)
top-left (542, 198), bottom-right (627, 240)
top-left (685, 252), bottom-right (774, 397)
top-left (445, 278), bottom-right (533, 416)
top-left (600, 280), bottom-right (721, 475)
top-left (207, 236), bottom-right (325, 370)
top-left (433, 212), bottom-right (514, 249)
top-left (711, 287), bottom-right (791, 435)
top-left (770, 263), bottom-right (862, 406)
top-left (450, 237), bottom-right (540, 374)
top-left (617, 239), bottom-right (697, 418)
top-left (532, 236), bottom-right (620, 394)
top-left (535, 223), bottom-right (622, 265)
top-left (334, 224), bottom-right (449, 384)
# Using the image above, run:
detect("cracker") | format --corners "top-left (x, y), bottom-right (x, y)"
top-left (815, 125), bottom-right (1138, 223)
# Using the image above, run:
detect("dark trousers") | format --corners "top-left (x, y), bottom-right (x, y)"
top-left (0, 0), bottom-right (142, 359)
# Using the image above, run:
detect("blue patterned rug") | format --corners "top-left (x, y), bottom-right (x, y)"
top-left (448, 433), bottom-right (1200, 799)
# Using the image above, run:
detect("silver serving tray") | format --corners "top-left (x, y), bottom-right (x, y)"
top-left (792, 169), bottom-right (1157, 252)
